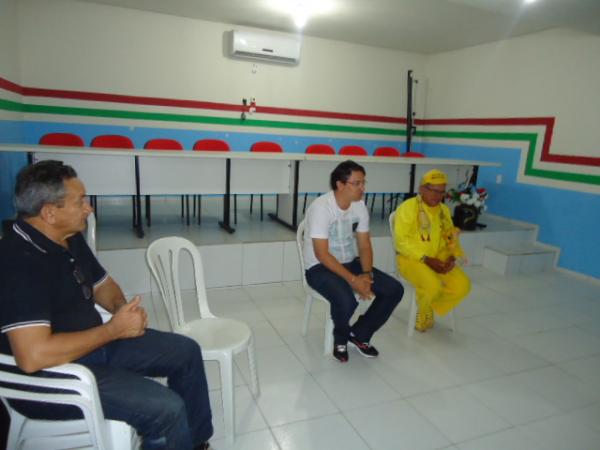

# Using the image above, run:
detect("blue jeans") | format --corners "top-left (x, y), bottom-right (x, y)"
top-left (306, 258), bottom-right (404, 345)
top-left (11, 329), bottom-right (213, 450)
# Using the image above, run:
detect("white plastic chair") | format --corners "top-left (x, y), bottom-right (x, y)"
top-left (85, 212), bottom-right (112, 324)
top-left (388, 211), bottom-right (456, 336)
top-left (296, 220), bottom-right (365, 355)
top-left (0, 354), bottom-right (138, 450)
top-left (145, 236), bottom-right (258, 445)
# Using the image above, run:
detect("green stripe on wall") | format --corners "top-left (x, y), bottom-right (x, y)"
top-left (418, 130), bottom-right (600, 185)
top-left (1, 98), bottom-right (598, 185)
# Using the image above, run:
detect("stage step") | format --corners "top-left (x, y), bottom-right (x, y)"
top-left (482, 242), bottom-right (557, 276)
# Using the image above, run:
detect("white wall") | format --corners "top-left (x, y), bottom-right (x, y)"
top-left (424, 28), bottom-right (600, 158)
top-left (17, 0), bottom-right (426, 117)
top-left (0, 0), bottom-right (20, 83)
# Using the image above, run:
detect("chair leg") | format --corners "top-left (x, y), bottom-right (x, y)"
top-left (381, 193), bottom-right (386, 219)
top-left (181, 195), bottom-right (185, 219)
top-left (407, 289), bottom-right (417, 338)
top-left (247, 336), bottom-right (259, 397)
top-left (303, 193), bottom-right (308, 214)
top-left (370, 193), bottom-right (376, 214)
top-left (145, 195), bottom-right (151, 227)
top-left (260, 194), bottom-right (264, 221)
top-left (219, 355), bottom-right (235, 445)
top-left (302, 294), bottom-right (314, 336)
top-left (449, 309), bottom-right (457, 332)
top-left (234, 194), bottom-right (238, 225)
top-left (324, 317), bottom-right (334, 356)
top-left (250, 194), bottom-right (254, 214)
top-left (197, 195), bottom-right (202, 225)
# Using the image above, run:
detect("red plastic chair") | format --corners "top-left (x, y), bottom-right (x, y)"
top-left (91, 134), bottom-right (136, 226)
top-left (39, 132), bottom-right (85, 147)
top-left (339, 145), bottom-right (368, 156)
top-left (144, 138), bottom-right (184, 151)
top-left (194, 139), bottom-right (231, 152)
top-left (143, 139), bottom-right (185, 227)
top-left (250, 142), bottom-right (283, 220)
top-left (251, 141), bottom-right (283, 153)
top-left (373, 146), bottom-right (401, 157)
top-left (303, 144), bottom-right (336, 213)
top-left (193, 139), bottom-right (233, 224)
top-left (91, 135), bottom-right (134, 149)
top-left (371, 146), bottom-right (402, 217)
top-left (306, 144), bottom-right (335, 155)
top-left (400, 151), bottom-right (425, 158)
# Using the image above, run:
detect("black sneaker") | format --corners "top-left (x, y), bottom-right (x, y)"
top-left (333, 344), bottom-right (349, 363)
top-left (348, 336), bottom-right (379, 358)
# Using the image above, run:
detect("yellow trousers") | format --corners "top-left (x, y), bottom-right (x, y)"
top-left (397, 255), bottom-right (471, 316)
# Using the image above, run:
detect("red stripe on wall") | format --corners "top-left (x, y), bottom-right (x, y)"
top-left (2, 75), bottom-right (598, 166)
top-left (22, 84), bottom-right (403, 124)
top-left (22, 86), bottom-right (245, 113)
top-left (0, 76), bottom-right (23, 95)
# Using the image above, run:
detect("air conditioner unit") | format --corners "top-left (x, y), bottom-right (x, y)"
top-left (229, 30), bottom-right (301, 65)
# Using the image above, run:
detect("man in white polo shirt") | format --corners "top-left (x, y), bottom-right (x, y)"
top-left (303, 160), bottom-right (404, 362)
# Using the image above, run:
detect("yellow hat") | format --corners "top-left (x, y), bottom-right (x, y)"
top-left (420, 169), bottom-right (447, 185)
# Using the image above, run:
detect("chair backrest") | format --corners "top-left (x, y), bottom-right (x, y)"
top-left (144, 138), bottom-right (183, 151)
top-left (295, 220), bottom-right (311, 291)
top-left (91, 135), bottom-right (135, 149)
top-left (339, 145), bottom-right (368, 156)
top-left (0, 354), bottom-right (118, 450)
top-left (193, 139), bottom-right (230, 152)
top-left (400, 151), bottom-right (425, 158)
top-left (374, 146), bottom-right (401, 157)
top-left (389, 210), bottom-right (396, 243)
top-left (39, 132), bottom-right (85, 147)
top-left (146, 236), bottom-right (214, 331)
top-left (86, 212), bottom-right (97, 257)
top-left (251, 141), bottom-right (283, 153)
top-left (306, 144), bottom-right (335, 155)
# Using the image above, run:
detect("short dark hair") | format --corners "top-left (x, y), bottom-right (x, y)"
top-left (14, 160), bottom-right (78, 218)
top-left (330, 160), bottom-right (366, 190)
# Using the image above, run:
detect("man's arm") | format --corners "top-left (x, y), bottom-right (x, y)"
top-left (7, 297), bottom-right (146, 373)
top-left (94, 276), bottom-right (128, 314)
top-left (356, 232), bottom-right (373, 274)
top-left (312, 238), bottom-right (372, 298)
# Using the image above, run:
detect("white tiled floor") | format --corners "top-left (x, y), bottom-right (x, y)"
top-left (141, 266), bottom-right (600, 450)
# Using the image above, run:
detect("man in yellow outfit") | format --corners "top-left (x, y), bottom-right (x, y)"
top-left (393, 169), bottom-right (471, 331)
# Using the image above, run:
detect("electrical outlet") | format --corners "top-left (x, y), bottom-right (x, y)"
top-left (496, 174), bottom-right (503, 184)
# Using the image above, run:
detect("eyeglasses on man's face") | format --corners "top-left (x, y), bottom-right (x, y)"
top-left (345, 180), bottom-right (367, 188)
top-left (423, 185), bottom-right (446, 195)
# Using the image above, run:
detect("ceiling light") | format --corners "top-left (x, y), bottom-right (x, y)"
top-left (268, 0), bottom-right (336, 29)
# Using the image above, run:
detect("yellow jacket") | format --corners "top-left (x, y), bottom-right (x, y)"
top-left (393, 196), bottom-right (464, 261)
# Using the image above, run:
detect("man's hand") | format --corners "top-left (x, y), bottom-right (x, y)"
top-left (351, 274), bottom-right (374, 300)
top-left (423, 256), bottom-right (447, 274)
top-left (442, 256), bottom-right (456, 273)
top-left (107, 296), bottom-right (147, 339)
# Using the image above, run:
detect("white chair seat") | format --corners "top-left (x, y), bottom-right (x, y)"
top-left (0, 354), bottom-right (138, 450)
top-left (177, 318), bottom-right (252, 354)
top-left (146, 236), bottom-right (259, 445)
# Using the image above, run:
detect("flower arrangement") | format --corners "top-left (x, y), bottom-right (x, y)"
top-left (446, 184), bottom-right (488, 213)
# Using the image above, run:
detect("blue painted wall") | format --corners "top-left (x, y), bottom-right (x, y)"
top-left (0, 120), bottom-right (26, 222)
top-left (420, 142), bottom-right (600, 279)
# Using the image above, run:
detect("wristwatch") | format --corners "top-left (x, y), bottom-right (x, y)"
top-left (362, 270), bottom-right (374, 279)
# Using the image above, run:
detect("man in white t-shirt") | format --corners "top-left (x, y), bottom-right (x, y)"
top-left (304, 160), bottom-right (404, 362)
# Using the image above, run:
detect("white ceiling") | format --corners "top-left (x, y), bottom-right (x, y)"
top-left (73, 0), bottom-right (600, 54)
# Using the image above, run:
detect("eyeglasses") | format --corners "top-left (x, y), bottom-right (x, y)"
top-left (423, 185), bottom-right (446, 195)
top-left (73, 265), bottom-right (92, 301)
top-left (346, 180), bottom-right (367, 187)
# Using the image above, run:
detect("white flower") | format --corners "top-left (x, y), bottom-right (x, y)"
top-left (465, 197), bottom-right (476, 205)
top-left (459, 193), bottom-right (469, 203)
top-left (474, 200), bottom-right (482, 208)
